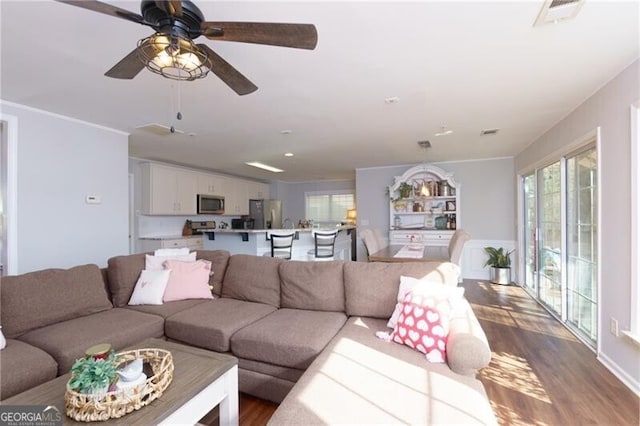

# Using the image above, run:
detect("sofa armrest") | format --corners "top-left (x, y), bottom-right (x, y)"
top-left (446, 298), bottom-right (491, 376)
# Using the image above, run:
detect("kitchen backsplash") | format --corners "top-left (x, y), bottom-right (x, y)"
top-left (137, 214), bottom-right (229, 237)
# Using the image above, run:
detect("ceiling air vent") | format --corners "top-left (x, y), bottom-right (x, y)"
top-left (534, 0), bottom-right (584, 27)
top-left (135, 123), bottom-right (184, 136)
top-left (480, 128), bottom-right (500, 136)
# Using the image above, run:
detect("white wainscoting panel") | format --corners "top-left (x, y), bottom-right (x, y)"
top-left (460, 239), bottom-right (517, 281)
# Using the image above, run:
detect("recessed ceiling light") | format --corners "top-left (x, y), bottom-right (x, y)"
top-left (284, 152), bottom-right (294, 157)
top-left (384, 97), bottom-right (400, 104)
top-left (245, 162), bottom-right (284, 173)
top-left (434, 126), bottom-right (453, 137)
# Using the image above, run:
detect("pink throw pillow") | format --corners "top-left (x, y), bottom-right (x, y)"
top-left (390, 292), bottom-right (449, 363)
top-left (162, 259), bottom-right (214, 302)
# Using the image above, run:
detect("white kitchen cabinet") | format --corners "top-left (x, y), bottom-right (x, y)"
top-left (197, 173), bottom-right (226, 195)
top-left (388, 164), bottom-right (460, 247)
top-left (247, 181), bottom-right (270, 200)
top-left (141, 163), bottom-right (197, 215)
top-left (223, 178), bottom-right (249, 215)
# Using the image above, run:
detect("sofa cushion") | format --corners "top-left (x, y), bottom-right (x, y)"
top-left (268, 316), bottom-right (497, 426)
top-left (124, 299), bottom-right (209, 318)
top-left (193, 250), bottom-right (231, 297)
top-left (389, 292), bottom-right (449, 363)
top-left (18, 308), bottom-right (164, 375)
top-left (0, 339), bottom-right (58, 399)
top-left (1, 264), bottom-right (113, 339)
top-left (107, 250), bottom-right (230, 307)
top-left (231, 309), bottom-right (347, 370)
top-left (128, 269), bottom-right (172, 305)
top-left (279, 261), bottom-right (346, 312)
top-left (221, 255), bottom-right (282, 307)
top-left (145, 252), bottom-right (196, 270)
top-left (165, 298), bottom-right (276, 352)
top-left (387, 276), bottom-right (465, 329)
top-left (343, 261), bottom-right (461, 319)
top-left (162, 259), bottom-right (214, 302)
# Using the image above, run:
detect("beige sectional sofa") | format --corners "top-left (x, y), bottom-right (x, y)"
top-left (0, 250), bottom-right (497, 425)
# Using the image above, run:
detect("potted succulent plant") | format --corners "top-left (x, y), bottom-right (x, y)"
top-left (69, 352), bottom-right (119, 395)
top-left (483, 247), bottom-right (514, 285)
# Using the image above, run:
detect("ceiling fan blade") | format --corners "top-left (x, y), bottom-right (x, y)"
top-left (201, 22), bottom-right (318, 50)
top-left (197, 44), bottom-right (258, 95)
top-left (55, 1), bottom-right (145, 25)
top-left (104, 47), bottom-right (148, 79)
top-left (155, 1), bottom-right (183, 18)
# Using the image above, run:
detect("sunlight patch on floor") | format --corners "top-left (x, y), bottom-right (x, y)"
top-left (480, 351), bottom-right (551, 404)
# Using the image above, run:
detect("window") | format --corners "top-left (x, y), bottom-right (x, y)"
top-left (305, 191), bottom-right (354, 224)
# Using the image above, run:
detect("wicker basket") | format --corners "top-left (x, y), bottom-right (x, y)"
top-left (65, 347), bottom-right (174, 422)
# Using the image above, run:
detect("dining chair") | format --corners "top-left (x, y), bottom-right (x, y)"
top-left (307, 230), bottom-right (338, 261)
top-left (267, 233), bottom-right (296, 260)
top-left (360, 229), bottom-right (380, 260)
top-left (372, 228), bottom-right (387, 251)
top-left (447, 229), bottom-right (470, 265)
top-left (423, 229), bottom-right (470, 265)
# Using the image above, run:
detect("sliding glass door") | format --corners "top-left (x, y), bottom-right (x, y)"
top-left (566, 147), bottom-right (598, 343)
top-left (521, 144), bottom-right (598, 347)
top-left (523, 174), bottom-right (537, 293)
top-left (538, 161), bottom-right (563, 315)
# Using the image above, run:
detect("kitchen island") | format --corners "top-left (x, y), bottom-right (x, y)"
top-left (201, 225), bottom-right (355, 261)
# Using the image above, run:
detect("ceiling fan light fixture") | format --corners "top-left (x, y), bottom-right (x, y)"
top-left (138, 33), bottom-right (212, 81)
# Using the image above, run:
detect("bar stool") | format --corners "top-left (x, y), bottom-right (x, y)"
top-left (267, 233), bottom-right (295, 260)
top-left (307, 230), bottom-right (338, 261)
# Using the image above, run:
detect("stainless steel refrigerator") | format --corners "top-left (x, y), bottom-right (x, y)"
top-left (249, 199), bottom-right (282, 229)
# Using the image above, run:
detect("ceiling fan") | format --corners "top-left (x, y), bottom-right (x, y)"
top-left (55, 0), bottom-right (318, 95)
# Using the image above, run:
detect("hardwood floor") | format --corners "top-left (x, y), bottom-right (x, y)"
top-left (205, 279), bottom-right (639, 425)
top-left (464, 279), bottom-right (639, 426)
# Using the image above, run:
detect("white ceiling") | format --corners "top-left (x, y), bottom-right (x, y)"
top-left (1, 1), bottom-right (638, 182)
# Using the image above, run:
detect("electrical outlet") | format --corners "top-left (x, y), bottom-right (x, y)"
top-left (610, 317), bottom-right (619, 337)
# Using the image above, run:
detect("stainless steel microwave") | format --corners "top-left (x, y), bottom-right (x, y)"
top-left (197, 194), bottom-right (225, 214)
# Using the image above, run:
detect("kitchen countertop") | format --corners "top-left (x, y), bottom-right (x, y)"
top-left (138, 235), bottom-right (205, 240)
top-left (139, 226), bottom-right (356, 240)
top-left (202, 225), bottom-right (356, 234)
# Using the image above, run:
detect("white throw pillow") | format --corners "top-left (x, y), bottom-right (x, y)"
top-left (154, 248), bottom-right (190, 257)
top-left (145, 252), bottom-right (196, 271)
top-left (387, 275), bottom-right (465, 329)
top-left (128, 269), bottom-right (172, 305)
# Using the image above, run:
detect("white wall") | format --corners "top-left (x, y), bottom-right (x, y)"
top-left (514, 59), bottom-right (640, 394)
top-left (0, 101), bottom-right (129, 272)
top-left (355, 157), bottom-right (516, 277)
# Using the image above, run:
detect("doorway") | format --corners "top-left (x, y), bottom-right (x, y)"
top-left (0, 115), bottom-right (18, 275)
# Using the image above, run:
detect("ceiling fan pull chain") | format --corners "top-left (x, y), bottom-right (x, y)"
top-left (176, 77), bottom-right (182, 121)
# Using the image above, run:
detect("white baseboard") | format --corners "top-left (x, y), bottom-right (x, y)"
top-left (460, 239), bottom-right (516, 280)
top-left (597, 352), bottom-right (640, 397)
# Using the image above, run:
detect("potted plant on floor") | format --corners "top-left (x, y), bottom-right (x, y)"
top-left (483, 247), bottom-right (514, 285)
